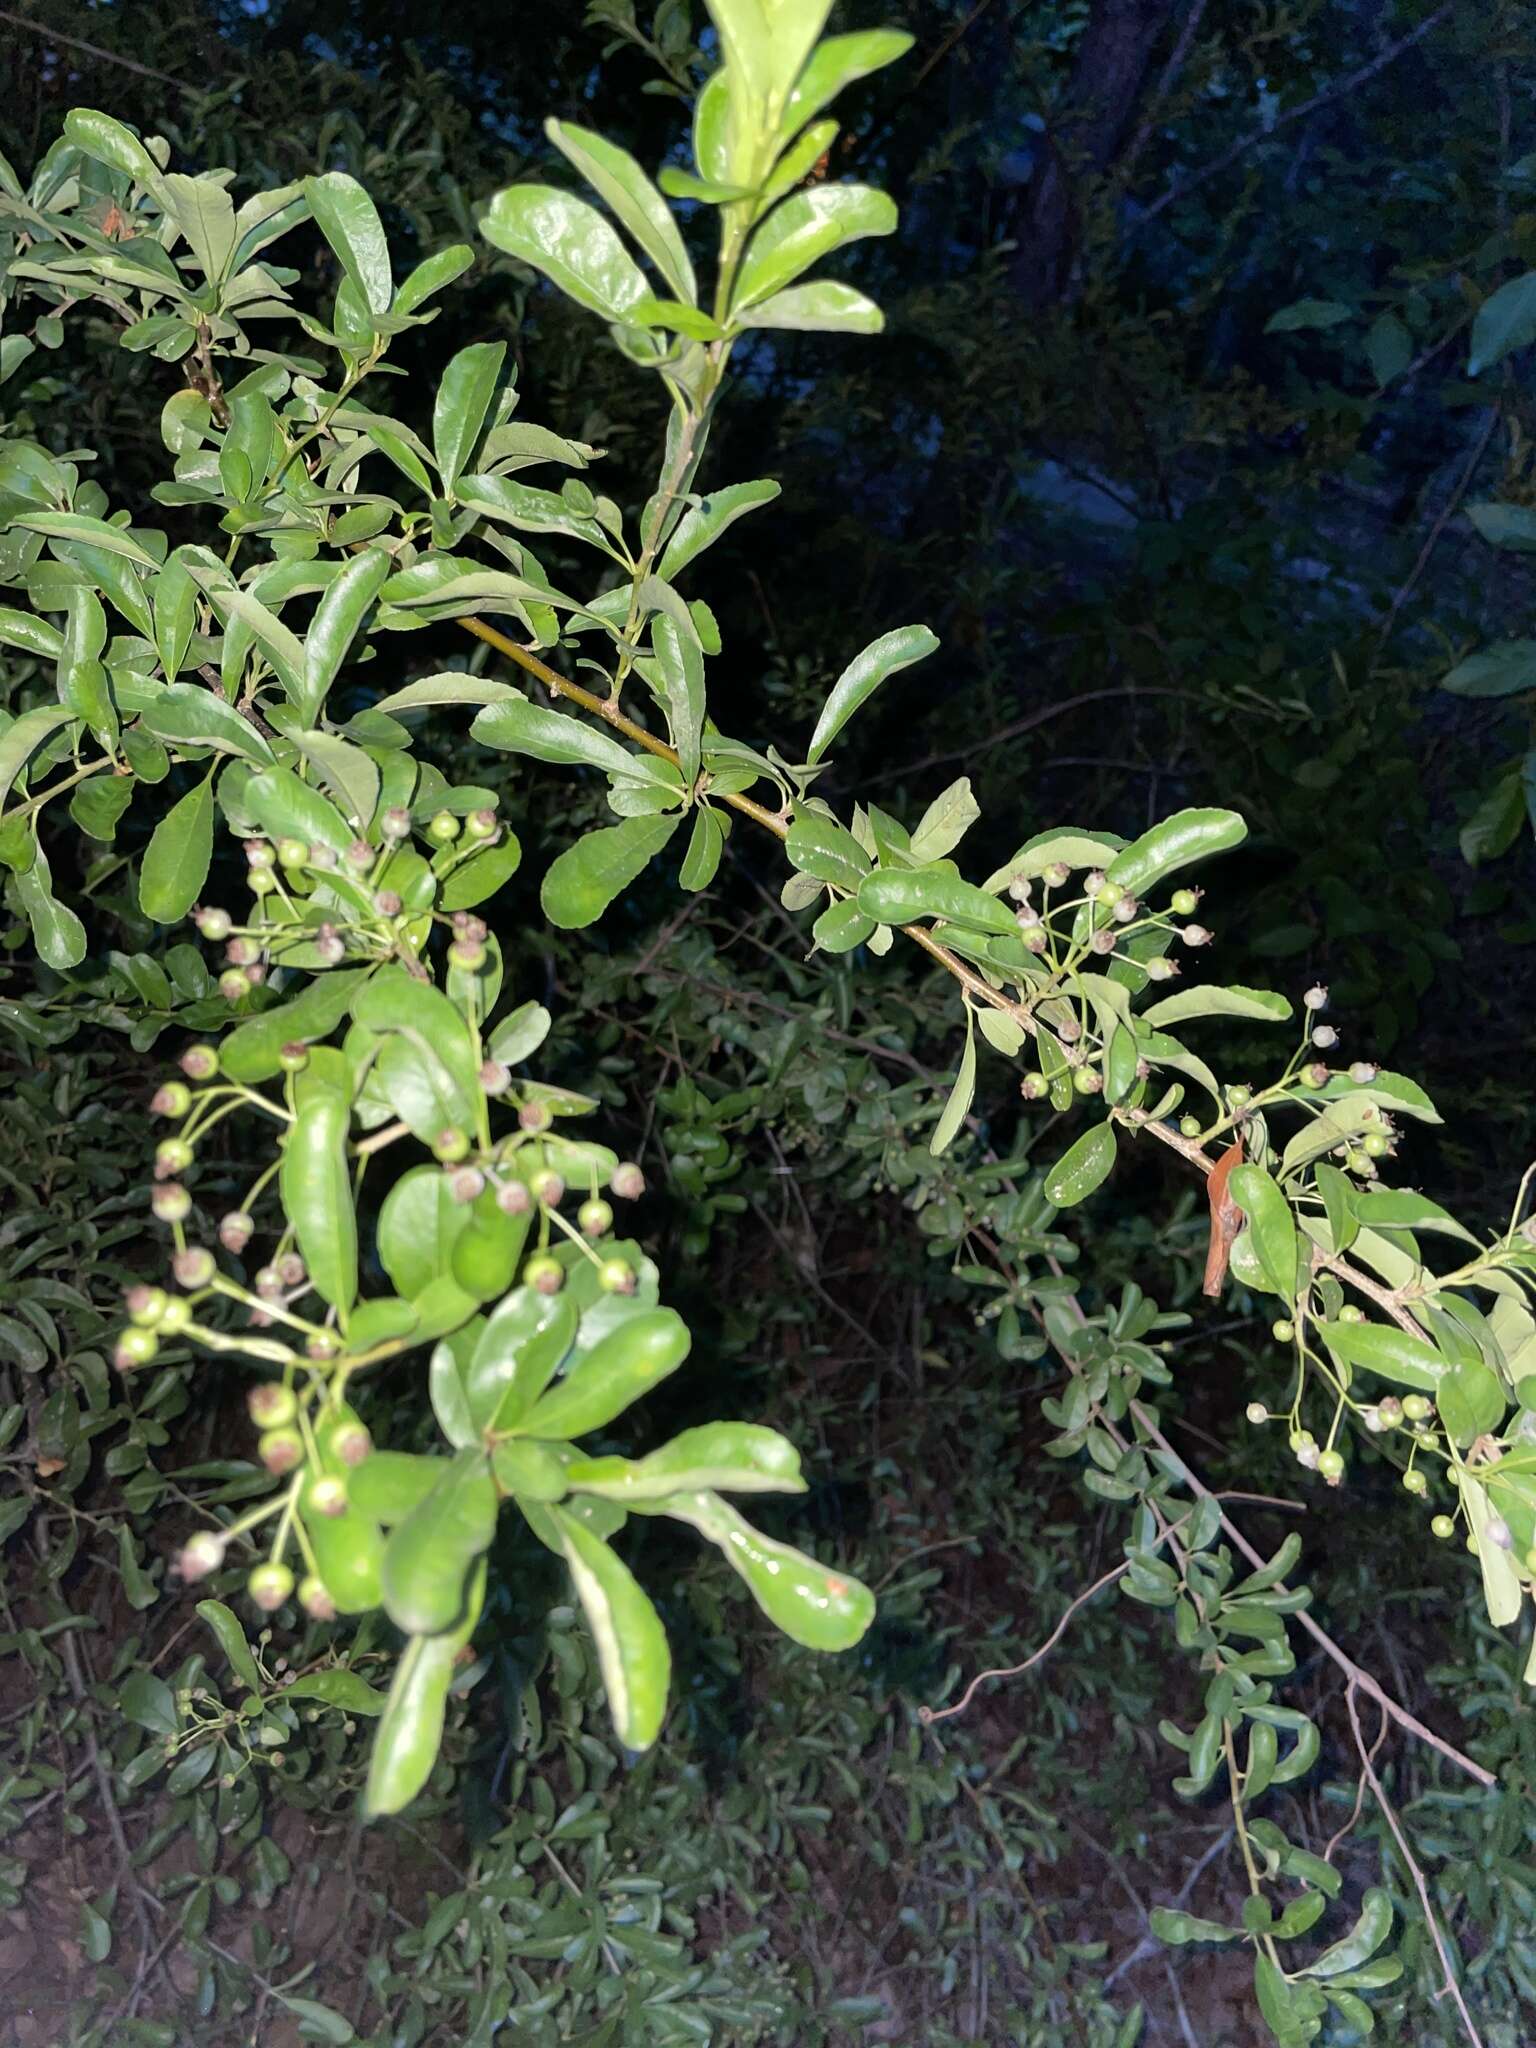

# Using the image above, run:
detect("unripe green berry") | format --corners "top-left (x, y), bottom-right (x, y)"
top-left (525, 1254), bottom-right (565, 1296)
top-left (277, 838), bottom-right (309, 869)
top-left (1401, 1467), bottom-right (1428, 1496)
top-left (1072, 1067), bottom-right (1102, 1095)
top-left (448, 939), bottom-right (486, 970)
top-left (151, 1081), bottom-right (192, 1118)
top-left (247, 1383), bottom-right (297, 1429)
top-left (381, 806), bottom-right (412, 842)
top-left (306, 1331), bottom-right (340, 1362)
top-left (329, 1422), bottom-right (372, 1467)
top-left (298, 1575), bottom-right (336, 1620)
top-left (126, 1285), bottom-right (168, 1328)
top-left (1317, 1449), bottom-right (1344, 1481)
top-left (178, 1531), bottom-right (227, 1581)
top-left (244, 839), bottom-right (275, 871)
top-left (1226, 1085), bottom-right (1251, 1110)
top-left (248, 1562), bottom-right (294, 1613)
top-left (247, 869), bottom-right (276, 896)
top-left (529, 1168), bottom-right (565, 1206)
top-left (277, 1042), bottom-right (309, 1074)
top-left (432, 1127), bottom-right (470, 1165)
top-left (180, 1044), bottom-right (219, 1081)
top-left (1363, 1132), bottom-right (1389, 1158)
top-left (115, 1327), bottom-right (160, 1371)
top-left (194, 906), bottom-right (232, 941)
top-left (1245, 1402), bottom-right (1267, 1424)
top-left (465, 807), bottom-right (498, 840)
top-left (1021, 1074), bottom-right (1050, 1102)
top-left (220, 968), bottom-right (253, 1001)
top-left (1401, 1394), bottom-right (1433, 1422)
top-left (152, 1182), bottom-right (192, 1223)
top-left (1431, 1515), bottom-right (1455, 1540)
top-left (1179, 1115), bottom-right (1201, 1137)
top-left (598, 1258), bottom-right (636, 1295)
top-left (427, 810), bottom-right (460, 844)
top-left (496, 1178), bottom-right (532, 1216)
top-left (518, 1100), bottom-right (553, 1134)
top-left (308, 1475), bottom-right (348, 1518)
top-left (578, 1197), bottom-right (614, 1239)
top-left (610, 1161), bottom-right (646, 1201)
top-left (1170, 888), bottom-right (1199, 917)
top-left (258, 1427), bottom-right (304, 1476)
top-left (157, 1295), bottom-right (193, 1336)
top-left (1338, 1305), bottom-right (1364, 1324)
top-left (1272, 1319), bottom-right (1295, 1343)
top-left (173, 1246), bottom-right (216, 1290)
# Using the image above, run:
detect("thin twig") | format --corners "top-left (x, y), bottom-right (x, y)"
top-left (1373, 403), bottom-right (1501, 659)
top-left (0, 6), bottom-right (190, 87)
top-left (1344, 1681), bottom-right (1485, 2048)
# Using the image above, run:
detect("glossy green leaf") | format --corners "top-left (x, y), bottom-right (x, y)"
top-left (781, 29), bottom-right (913, 135)
top-left (293, 730), bottom-right (379, 831)
top-left (471, 696), bottom-right (640, 778)
top-left (1440, 641), bottom-right (1536, 698)
top-left (551, 1507), bottom-right (670, 1750)
top-left (433, 342), bottom-right (506, 491)
top-left (657, 479), bottom-right (781, 579)
top-left (469, 1288), bottom-right (578, 1433)
top-left (195, 1598), bottom-right (265, 1695)
top-left (283, 1669), bottom-right (387, 1716)
top-left (372, 674), bottom-right (523, 716)
top-left (487, 1000), bottom-right (551, 1066)
top-left (0, 606), bottom-right (63, 658)
top-left (1141, 985), bottom-right (1292, 1028)
top-left (1105, 808), bottom-right (1247, 895)
top-left (541, 813), bottom-right (682, 929)
top-left (300, 548), bottom-right (390, 722)
top-left (381, 1447), bottom-right (498, 1635)
top-left (139, 683), bottom-right (275, 764)
top-left (280, 1048), bottom-right (358, 1317)
top-left (0, 706), bottom-right (73, 810)
top-left (678, 805), bottom-right (727, 892)
top-left (522, 1308), bottom-right (690, 1439)
top-left (349, 1452), bottom-right (453, 1524)
top-left (651, 613), bottom-right (704, 786)
top-left (139, 769), bottom-right (214, 923)
top-left (120, 1670), bottom-right (178, 1737)
top-left (930, 1013), bottom-right (975, 1158)
top-left (733, 184), bottom-right (896, 314)
top-left (64, 107), bottom-right (166, 189)
top-left (363, 1562), bottom-right (484, 1819)
top-left (1319, 1320), bottom-right (1447, 1392)
top-left (1148, 1908), bottom-right (1242, 1946)
top-left (811, 897), bottom-right (874, 951)
top-left (9, 510), bottom-right (158, 567)
top-left (1298, 1888), bottom-right (1393, 1979)
top-left (786, 810), bottom-right (870, 891)
top-left (219, 968), bottom-right (372, 1083)
top-left (479, 184), bottom-right (650, 323)
top-left (437, 832), bottom-right (522, 910)
top-left (663, 1491), bottom-right (874, 1650)
top-left (545, 119), bottom-right (695, 304)
top-left (1044, 1125), bottom-right (1117, 1208)
top-left (304, 171), bottom-right (392, 316)
top-left (734, 280), bottom-right (884, 333)
top-left (1228, 1163), bottom-right (1297, 1302)
top-left (351, 967), bottom-right (480, 1142)
top-left (857, 866), bottom-right (1016, 936)
top-left (377, 1164), bottom-right (473, 1301)
top-left (566, 1422), bottom-right (804, 1502)
top-left (807, 624), bottom-right (938, 762)
top-left (1438, 1359), bottom-right (1506, 1445)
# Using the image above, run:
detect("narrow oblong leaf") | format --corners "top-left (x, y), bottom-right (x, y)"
top-left (363, 1562), bottom-right (484, 1819)
top-left (545, 119), bottom-right (695, 305)
top-left (521, 1308), bottom-right (691, 1439)
top-left (930, 1014), bottom-right (976, 1157)
top-left (1044, 1125), bottom-right (1117, 1208)
top-left (657, 479), bottom-right (780, 579)
top-left (540, 813), bottom-right (681, 930)
top-left (380, 1447), bottom-right (498, 1635)
top-left (139, 770), bottom-right (214, 924)
top-left (304, 171), bottom-right (393, 315)
top-left (279, 1047), bottom-right (358, 1316)
top-left (1228, 1163), bottom-right (1298, 1302)
top-left (433, 341), bottom-right (506, 491)
top-left (195, 1599), bottom-right (265, 1695)
top-left (478, 184), bottom-right (650, 323)
top-left (807, 624), bottom-right (938, 762)
top-left (733, 280), bottom-right (884, 333)
top-left (551, 1507), bottom-right (671, 1750)
top-left (300, 547), bottom-right (390, 721)
top-left (732, 185), bottom-right (897, 313)
top-left (661, 1491), bottom-right (874, 1651)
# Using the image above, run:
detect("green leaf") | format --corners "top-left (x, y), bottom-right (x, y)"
top-left (381, 1447), bottom-right (498, 1635)
top-left (120, 1669), bottom-right (179, 1736)
top-left (733, 280), bottom-right (883, 333)
top-left (438, 833), bottom-right (522, 910)
top-left (487, 1000), bottom-right (551, 1066)
top-left (0, 605), bottom-right (63, 658)
top-left (469, 1288), bottom-right (578, 1433)
top-left (545, 120), bottom-right (696, 304)
top-left (283, 1669), bottom-right (388, 1717)
top-left (981, 830), bottom-right (1125, 892)
top-left (807, 624), bottom-right (938, 761)
top-left (372, 674), bottom-right (524, 716)
top-left (1467, 502), bottom-right (1536, 550)
top-left (139, 770), bottom-right (214, 924)
top-left (811, 897), bottom-right (874, 952)
top-left (274, 1994), bottom-right (355, 2044)
top-left (479, 185), bottom-right (650, 323)
top-left (280, 1049), bottom-right (358, 1316)
top-left (567, 1422), bottom-right (804, 1501)
top-left (219, 968), bottom-right (372, 1084)
top-left (377, 1164), bottom-right (473, 1301)
top-left (71, 775), bottom-right (133, 842)
top-left (651, 613), bottom-right (704, 786)
top-left (300, 548), bottom-right (391, 722)
top-left (1228, 1164), bottom-right (1298, 1302)
top-left (1459, 769), bottom-right (1525, 865)
top-left (1264, 298), bottom-right (1352, 333)
top-left (1044, 1125), bottom-right (1117, 1207)
top-left (304, 172), bottom-right (392, 316)
top-left (1440, 641), bottom-right (1536, 697)
top-left (9, 510), bottom-right (158, 567)
top-left (1141, 985), bottom-right (1292, 1028)
top-left (352, 967), bottom-right (481, 1142)
top-left (64, 108), bottom-right (166, 189)
top-left (14, 842), bottom-right (84, 970)
top-left (786, 811), bottom-right (870, 890)
top-left (540, 813), bottom-right (682, 929)
top-left (363, 1562), bottom-right (484, 1819)
top-left (1319, 1320), bottom-right (1447, 1392)
top-left (930, 1012), bottom-right (975, 1157)
top-left (551, 1508), bottom-right (671, 1750)
top-left (661, 1491), bottom-right (874, 1651)
top-left (657, 479), bottom-right (781, 578)
top-left (196, 1598), bottom-right (265, 1695)
top-left (433, 342), bottom-right (506, 491)
top-left (1463, 1474), bottom-right (1523, 1627)
top-left (0, 706), bottom-right (73, 810)
top-left (782, 29), bottom-right (913, 134)
top-left (471, 697), bottom-right (640, 779)
top-left (1314, 1163), bottom-right (1358, 1254)
top-left (139, 683), bottom-right (275, 764)
top-left (393, 242), bottom-right (475, 314)
top-left (857, 866), bottom-right (1017, 936)
top-left (909, 777), bottom-right (979, 864)
top-left (1105, 808), bottom-right (1247, 896)
top-left (294, 730), bottom-right (380, 831)
top-left (243, 764), bottom-right (354, 857)
top-left (1149, 1907), bottom-right (1242, 1946)
top-left (348, 1452), bottom-right (451, 1523)
top-left (522, 1308), bottom-right (691, 1439)
top-left (1365, 311), bottom-right (1412, 386)
top-left (733, 184), bottom-right (896, 313)
top-left (678, 806), bottom-right (726, 891)
top-left (1298, 1887), bottom-right (1393, 1979)
top-left (1469, 271), bottom-right (1536, 376)
top-left (1438, 1359), bottom-right (1506, 1445)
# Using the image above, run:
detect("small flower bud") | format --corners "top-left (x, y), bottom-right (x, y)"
top-left (1144, 957), bottom-right (1179, 981)
top-left (308, 843), bottom-right (336, 870)
top-left (1311, 1025), bottom-right (1338, 1049)
top-left (1179, 924), bottom-right (1213, 948)
top-left (1245, 1402), bottom-right (1267, 1424)
top-left (1348, 1061), bottom-right (1378, 1086)
top-left (610, 1162), bottom-right (646, 1200)
top-left (372, 889), bottom-right (402, 918)
top-left (255, 1264), bottom-right (285, 1300)
top-left (180, 1044), bottom-right (219, 1081)
top-left (220, 968), bottom-right (252, 1003)
top-left (1084, 870), bottom-right (1107, 896)
top-left (381, 806), bottom-right (412, 842)
top-left (1089, 928), bottom-right (1116, 955)
top-left (496, 1178), bottom-right (532, 1215)
top-left (1015, 904), bottom-right (1041, 929)
top-left (518, 1100), bottom-right (552, 1134)
top-left (173, 1247), bottom-right (216, 1290)
top-left (1296, 1442), bottom-right (1320, 1469)
top-left (178, 1531), bottom-right (227, 1581)
top-left (219, 1210), bottom-right (255, 1253)
top-left (152, 1182), bottom-right (192, 1223)
top-left (345, 838), bottom-right (373, 872)
top-left (1113, 893), bottom-right (1138, 923)
top-left (195, 906), bottom-right (233, 941)
top-left (448, 1166), bottom-right (486, 1205)
top-left (277, 1253), bottom-right (306, 1289)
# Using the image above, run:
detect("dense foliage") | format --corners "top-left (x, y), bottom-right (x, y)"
top-left (3, 2), bottom-right (1536, 2044)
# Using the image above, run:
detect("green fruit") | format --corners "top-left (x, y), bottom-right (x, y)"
top-left (1179, 1116), bottom-right (1201, 1137)
top-left (115, 1327), bottom-right (160, 1369)
top-left (524, 1254), bottom-right (565, 1296)
top-left (1170, 889), bottom-right (1199, 916)
top-left (277, 838), bottom-right (310, 868)
top-left (1401, 1394), bottom-right (1433, 1422)
top-left (247, 1383), bottom-right (297, 1429)
top-left (1402, 1467), bottom-right (1428, 1496)
top-left (258, 1427), bottom-right (305, 1475)
top-left (1339, 1306), bottom-right (1364, 1324)
top-left (598, 1258), bottom-right (636, 1295)
top-left (1272, 1319), bottom-right (1295, 1343)
top-left (1363, 1132), bottom-right (1389, 1158)
top-left (578, 1198), bottom-right (613, 1239)
top-left (128, 1286), bottom-right (168, 1328)
top-left (1317, 1449), bottom-right (1344, 1481)
top-left (248, 1562), bottom-right (295, 1612)
top-left (1431, 1515), bottom-right (1455, 1539)
top-left (427, 810), bottom-right (460, 844)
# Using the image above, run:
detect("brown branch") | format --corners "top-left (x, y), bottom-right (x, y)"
top-left (1344, 1682), bottom-right (1487, 2047)
top-left (1141, 0), bottom-right (1460, 222)
top-left (0, 5), bottom-right (190, 87)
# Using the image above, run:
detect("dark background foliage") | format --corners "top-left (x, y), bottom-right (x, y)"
top-left (3, 2), bottom-right (1535, 2043)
